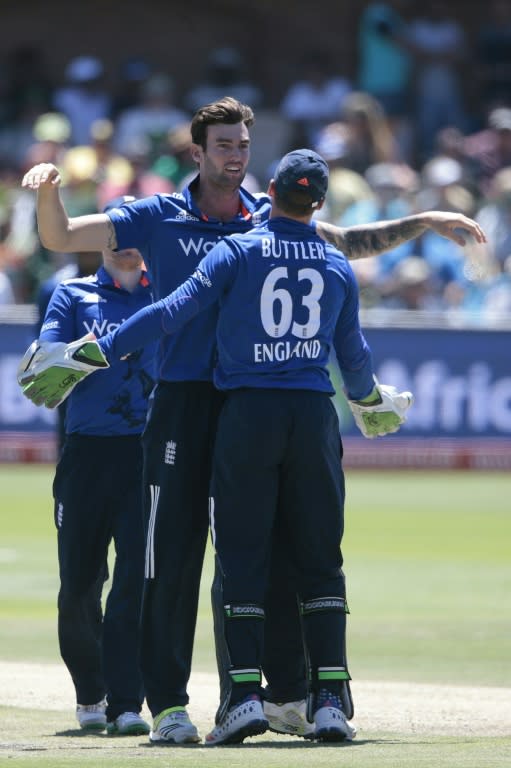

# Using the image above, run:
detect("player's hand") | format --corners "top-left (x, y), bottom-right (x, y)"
top-left (426, 212), bottom-right (487, 246)
top-left (17, 333), bottom-right (109, 409)
top-left (21, 163), bottom-right (62, 190)
top-left (348, 377), bottom-right (413, 438)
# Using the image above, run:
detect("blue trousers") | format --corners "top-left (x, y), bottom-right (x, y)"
top-left (53, 433), bottom-right (145, 721)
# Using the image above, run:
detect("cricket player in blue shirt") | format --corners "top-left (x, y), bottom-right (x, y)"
top-left (33, 197), bottom-right (154, 735)
top-left (19, 98), bottom-right (486, 744)
top-left (19, 150), bottom-right (414, 744)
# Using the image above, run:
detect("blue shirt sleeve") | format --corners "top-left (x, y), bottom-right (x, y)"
top-left (332, 263), bottom-right (374, 400)
top-left (99, 240), bottom-right (237, 361)
top-left (39, 284), bottom-right (76, 343)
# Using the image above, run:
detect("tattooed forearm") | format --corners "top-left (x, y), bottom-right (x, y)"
top-left (316, 215), bottom-right (432, 260)
top-left (315, 221), bottom-right (348, 252)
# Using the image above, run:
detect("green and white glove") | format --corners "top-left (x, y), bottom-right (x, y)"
top-left (17, 333), bottom-right (109, 409)
top-left (348, 376), bottom-right (413, 438)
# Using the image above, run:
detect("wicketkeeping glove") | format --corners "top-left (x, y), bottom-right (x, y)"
top-left (348, 376), bottom-right (413, 439)
top-left (17, 333), bottom-right (109, 409)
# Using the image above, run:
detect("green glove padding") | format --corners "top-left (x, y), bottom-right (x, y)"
top-left (348, 377), bottom-right (413, 439)
top-left (18, 336), bottom-right (109, 409)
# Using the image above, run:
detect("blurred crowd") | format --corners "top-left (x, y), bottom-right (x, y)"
top-left (1, 0), bottom-right (511, 321)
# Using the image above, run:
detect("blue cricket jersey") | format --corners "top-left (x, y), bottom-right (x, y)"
top-left (100, 217), bottom-right (374, 400)
top-left (106, 176), bottom-right (271, 382)
top-left (40, 266), bottom-right (155, 435)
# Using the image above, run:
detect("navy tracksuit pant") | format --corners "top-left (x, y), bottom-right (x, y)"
top-left (210, 388), bottom-right (349, 715)
top-left (53, 434), bottom-right (145, 721)
top-left (139, 381), bottom-right (308, 717)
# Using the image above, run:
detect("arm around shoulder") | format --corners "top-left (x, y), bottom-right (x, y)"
top-left (316, 212), bottom-right (487, 260)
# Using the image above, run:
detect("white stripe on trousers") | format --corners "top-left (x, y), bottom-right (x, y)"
top-left (145, 484), bottom-right (159, 579)
top-left (208, 495), bottom-right (216, 551)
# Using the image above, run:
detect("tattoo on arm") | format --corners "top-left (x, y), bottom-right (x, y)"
top-left (315, 221), bottom-right (348, 252)
top-left (106, 219), bottom-right (118, 250)
top-left (316, 217), bottom-right (429, 260)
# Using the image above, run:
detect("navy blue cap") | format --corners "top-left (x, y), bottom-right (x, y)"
top-left (273, 149), bottom-right (329, 206)
top-left (103, 195), bottom-right (136, 213)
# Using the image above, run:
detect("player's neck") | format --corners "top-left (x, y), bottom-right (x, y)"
top-left (106, 265), bottom-right (142, 292)
top-left (195, 181), bottom-right (242, 222)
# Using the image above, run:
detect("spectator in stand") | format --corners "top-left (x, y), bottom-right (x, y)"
top-left (280, 50), bottom-right (352, 148)
top-left (150, 124), bottom-right (196, 191)
top-left (314, 124), bottom-right (374, 224)
top-left (318, 91), bottom-right (402, 177)
top-left (112, 57), bottom-right (153, 118)
top-left (0, 44), bottom-right (53, 126)
top-left (114, 73), bottom-right (189, 159)
top-left (357, 1), bottom-right (414, 161)
top-left (432, 126), bottom-right (481, 201)
top-left (26, 112), bottom-right (72, 167)
top-left (464, 107), bottom-right (511, 197)
top-left (379, 255), bottom-right (441, 310)
top-left (0, 44), bottom-right (54, 171)
top-left (414, 155), bottom-right (475, 298)
top-left (185, 47), bottom-right (264, 114)
top-left (340, 160), bottom-right (419, 307)
top-left (53, 56), bottom-right (111, 147)
top-left (406, 1), bottom-right (467, 162)
top-left (476, 0), bottom-right (511, 115)
top-left (98, 131), bottom-right (174, 205)
top-left (475, 167), bottom-right (511, 271)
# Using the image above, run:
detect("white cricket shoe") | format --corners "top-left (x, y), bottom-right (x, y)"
top-left (107, 711), bottom-right (150, 735)
top-left (76, 698), bottom-right (107, 731)
top-left (149, 707), bottom-right (200, 744)
top-left (314, 705), bottom-right (357, 742)
top-left (264, 699), bottom-right (315, 738)
top-left (205, 694), bottom-right (268, 746)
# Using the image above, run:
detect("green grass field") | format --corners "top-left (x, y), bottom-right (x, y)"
top-left (1, 464), bottom-right (510, 767)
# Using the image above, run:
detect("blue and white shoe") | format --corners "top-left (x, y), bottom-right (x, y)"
top-left (149, 706), bottom-right (200, 744)
top-left (314, 704), bottom-right (356, 742)
top-left (205, 694), bottom-right (268, 745)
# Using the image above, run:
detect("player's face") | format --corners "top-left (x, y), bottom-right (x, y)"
top-left (194, 122), bottom-right (250, 189)
top-left (104, 247), bottom-right (143, 271)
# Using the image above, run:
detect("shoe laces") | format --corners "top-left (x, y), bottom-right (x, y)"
top-left (77, 699), bottom-right (106, 712)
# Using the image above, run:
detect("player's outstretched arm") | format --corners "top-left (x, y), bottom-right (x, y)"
top-left (21, 162), bottom-right (114, 253)
top-left (316, 212), bottom-right (487, 260)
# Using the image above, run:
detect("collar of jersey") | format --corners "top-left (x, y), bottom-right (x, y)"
top-left (97, 265), bottom-right (151, 290)
top-left (267, 217), bottom-right (318, 236)
top-left (183, 175), bottom-right (258, 223)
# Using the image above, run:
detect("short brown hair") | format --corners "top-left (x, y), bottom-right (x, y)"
top-left (190, 96), bottom-right (255, 149)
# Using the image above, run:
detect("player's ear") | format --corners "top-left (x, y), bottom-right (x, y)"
top-left (267, 179), bottom-right (276, 198)
top-left (190, 143), bottom-right (202, 165)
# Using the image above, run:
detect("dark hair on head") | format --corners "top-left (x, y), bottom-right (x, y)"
top-left (273, 188), bottom-right (317, 217)
top-left (190, 96), bottom-right (254, 149)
